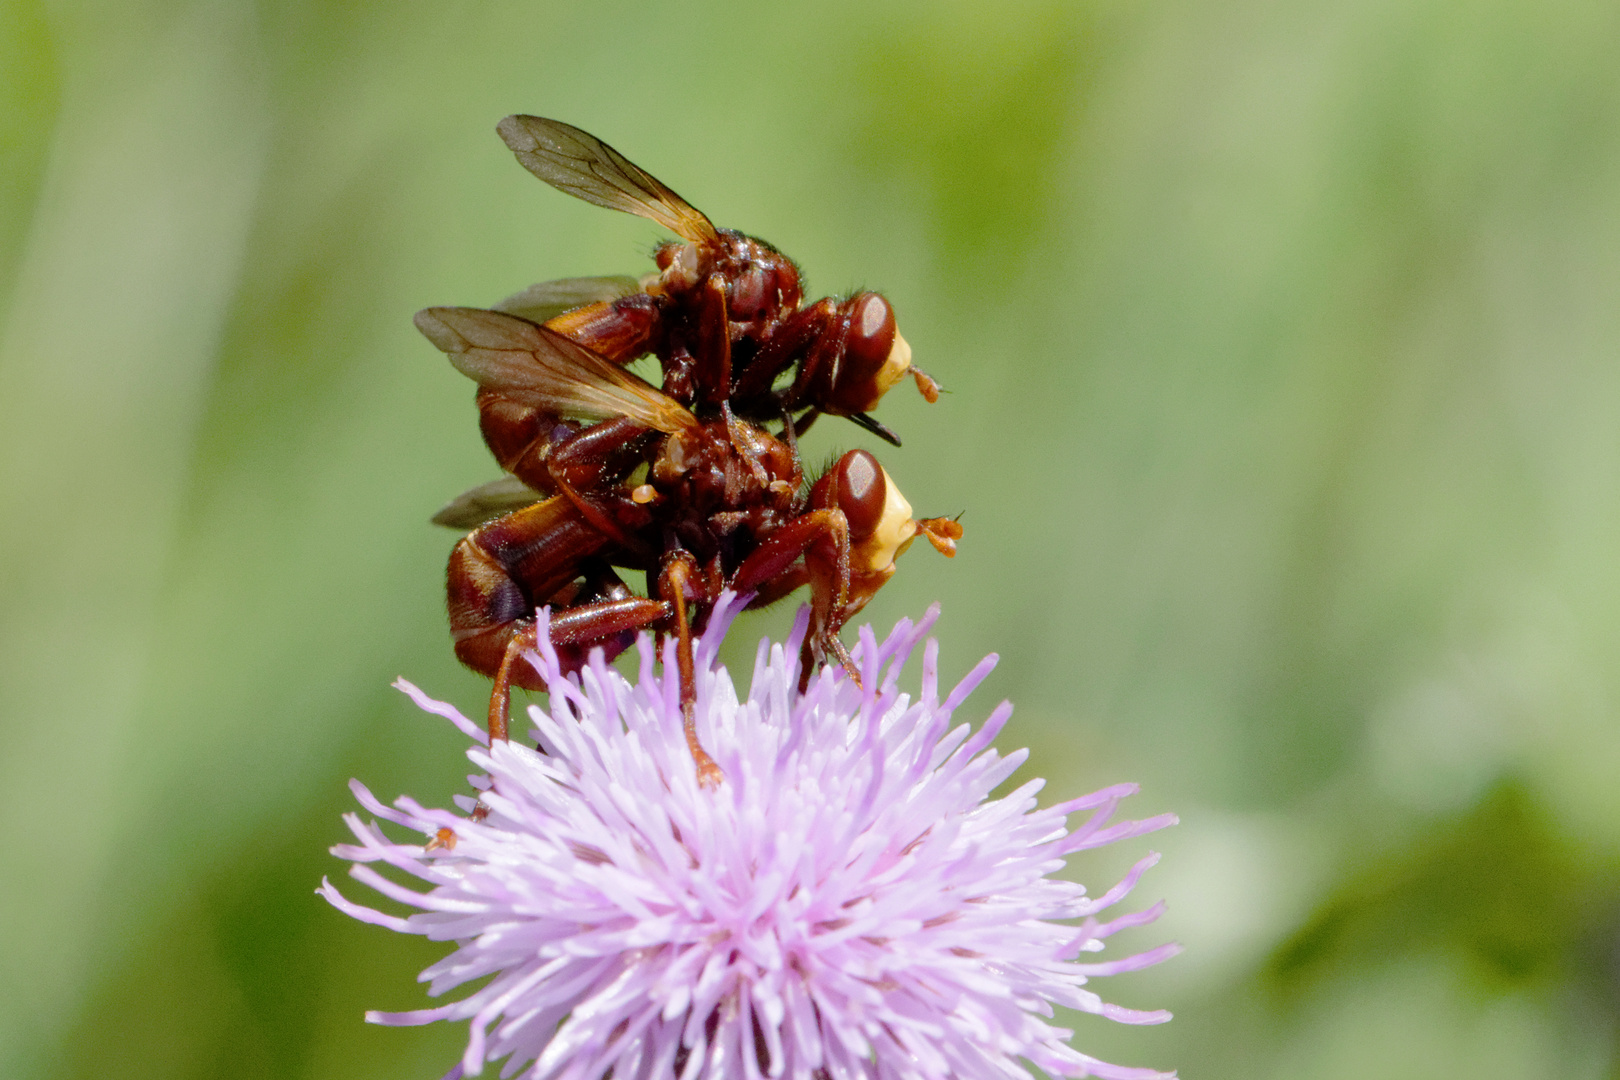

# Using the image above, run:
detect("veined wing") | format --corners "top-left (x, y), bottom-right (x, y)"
top-left (415, 307), bottom-right (696, 433)
top-left (497, 116), bottom-right (719, 244)
top-left (493, 275), bottom-right (642, 325)
top-left (432, 474), bottom-right (543, 530)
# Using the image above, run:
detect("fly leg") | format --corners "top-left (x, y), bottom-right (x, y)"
top-left (695, 273), bottom-right (731, 408)
top-left (482, 590), bottom-right (672, 742)
top-left (467, 575), bottom-right (669, 826)
top-left (657, 550), bottom-right (724, 788)
top-left (733, 298), bottom-right (836, 405)
top-left (543, 417), bottom-right (657, 557)
top-left (447, 496), bottom-right (671, 743)
top-left (729, 509), bottom-right (856, 693)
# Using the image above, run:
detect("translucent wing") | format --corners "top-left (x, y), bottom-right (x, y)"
top-left (497, 116), bottom-right (719, 244)
top-left (431, 474), bottom-right (543, 530)
top-left (415, 307), bottom-right (697, 433)
top-left (493, 275), bottom-right (642, 325)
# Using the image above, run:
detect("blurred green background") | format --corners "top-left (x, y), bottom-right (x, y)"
top-left (4, 0), bottom-right (1620, 1076)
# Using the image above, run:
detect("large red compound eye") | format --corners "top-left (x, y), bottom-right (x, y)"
top-left (832, 449), bottom-right (887, 541)
top-left (844, 293), bottom-right (896, 376)
top-left (828, 293), bottom-right (914, 415)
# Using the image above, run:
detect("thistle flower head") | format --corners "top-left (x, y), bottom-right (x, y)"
top-left (322, 597), bottom-right (1179, 1080)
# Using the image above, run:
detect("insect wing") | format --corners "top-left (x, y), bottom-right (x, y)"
top-left (415, 307), bottom-right (697, 432)
top-left (493, 275), bottom-right (642, 325)
top-left (497, 116), bottom-right (719, 244)
top-left (431, 474), bottom-right (543, 530)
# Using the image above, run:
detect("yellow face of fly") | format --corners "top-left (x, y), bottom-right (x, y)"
top-left (852, 465), bottom-right (919, 576)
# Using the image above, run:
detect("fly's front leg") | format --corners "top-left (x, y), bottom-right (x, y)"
top-left (734, 298), bottom-right (836, 405)
top-left (742, 565), bottom-right (810, 610)
top-left (729, 509), bottom-right (856, 692)
top-left (783, 309), bottom-right (850, 414)
top-left (790, 406), bottom-right (822, 440)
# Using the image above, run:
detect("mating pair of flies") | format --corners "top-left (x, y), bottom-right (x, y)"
top-left (419, 116), bottom-right (961, 785)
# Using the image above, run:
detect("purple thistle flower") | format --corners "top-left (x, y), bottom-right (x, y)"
top-left (322, 596), bottom-right (1179, 1080)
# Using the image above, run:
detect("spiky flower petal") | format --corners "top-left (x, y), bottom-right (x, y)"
top-left (323, 598), bottom-right (1178, 1080)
